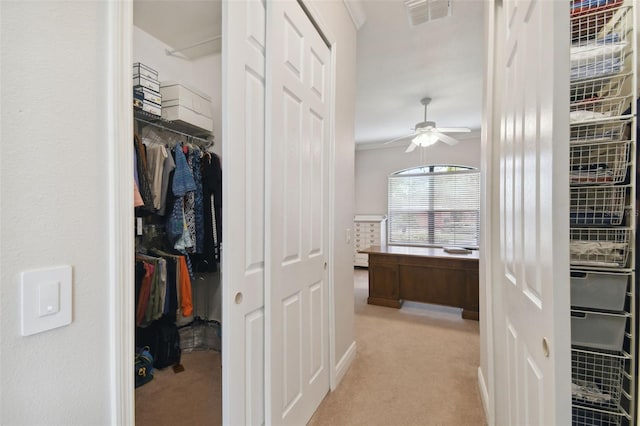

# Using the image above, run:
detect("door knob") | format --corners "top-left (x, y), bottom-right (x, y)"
top-left (542, 337), bottom-right (550, 357)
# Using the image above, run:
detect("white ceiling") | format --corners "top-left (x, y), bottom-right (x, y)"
top-left (133, 0), bottom-right (484, 145)
top-left (133, 1), bottom-right (222, 59)
top-left (355, 0), bottom-right (484, 145)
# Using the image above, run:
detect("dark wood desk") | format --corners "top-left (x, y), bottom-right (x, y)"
top-left (360, 245), bottom-right (479, 320)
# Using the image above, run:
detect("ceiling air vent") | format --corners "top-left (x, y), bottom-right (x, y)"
top-left (404, 0), bottom-right (451, 27)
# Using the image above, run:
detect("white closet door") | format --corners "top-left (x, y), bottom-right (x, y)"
top-left (266, 1), bottom-right (331, 424)
top-left (490, 0), bottom-right (571, 424)
top-left (222, 0), bottom-right (267, 425)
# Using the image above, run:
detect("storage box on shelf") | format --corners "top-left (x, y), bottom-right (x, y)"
top-left (133, 62), bottom-right (162, 118)
top-left (568, 1), bottom-right (636, 424)
top-left (160, 82), bottom-right (213, 135)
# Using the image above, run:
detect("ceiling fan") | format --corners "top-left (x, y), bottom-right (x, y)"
top-left (385, 97), bottom-right (471, 152)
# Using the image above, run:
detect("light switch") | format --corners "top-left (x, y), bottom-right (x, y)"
top-left (38, 280), bottom-right (60, 317)
top-left (21, 265), bottom-right (72, 336)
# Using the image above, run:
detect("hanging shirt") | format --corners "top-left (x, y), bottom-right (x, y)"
top-left (166, 145), bottom-right (196, 246)
top-left (145, 144), bottom-right (169, 210)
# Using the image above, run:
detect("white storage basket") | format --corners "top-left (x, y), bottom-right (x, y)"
top-left (570, 185), bottom-right (628, 226)
top-left (570, 227), bottom-right (631, 268)
top-left (570, 140), bottom-right (631, 185)
top-left (570, 119), bottom-right (629, 144)
top-left (571, 348), bottom-right (628, 410)
top-left (570, 271), bottom-right (629, 311)
top-left (571, 311), bottom-right (627, 352)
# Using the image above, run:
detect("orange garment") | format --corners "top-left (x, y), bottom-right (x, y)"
top-left (178, 257), bottom-right (193, 317)
top-left (134, 181), bottom-right (144, 207)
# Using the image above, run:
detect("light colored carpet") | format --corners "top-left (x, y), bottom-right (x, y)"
top-left (308, 269), bottom-right (485, 426)
top-left (135, 269), bottom-right (485, 426)
top-left (135, 350), bottom-right (222, 426)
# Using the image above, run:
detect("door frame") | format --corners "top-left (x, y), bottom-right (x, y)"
top-left (106, 1), bottom-right (341, 423)
top-left (479, 0), bottom-right (500, 424)
top-left (106, 0), bottom-right (135, 424)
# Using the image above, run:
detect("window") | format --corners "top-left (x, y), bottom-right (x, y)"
top-left (388, 165), bottom-right (480, 248)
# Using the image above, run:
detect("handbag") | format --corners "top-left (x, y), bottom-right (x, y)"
top-left (135, 346), bottom-right (154, 388)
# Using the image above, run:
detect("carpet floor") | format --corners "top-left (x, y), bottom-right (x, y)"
top-left (309, 269), bottom-right (485, 426)
top-left (135, 350), bottom-right (222, 425)
top-left (135, 269), bottom-right (484, 426)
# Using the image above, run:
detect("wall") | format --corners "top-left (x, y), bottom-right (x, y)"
top-left (0, 2), bottom-right (112, 424)
top-left (355, 136), bottom-right (482, 215)
top-left (310, 0), bottom-right (358, 375)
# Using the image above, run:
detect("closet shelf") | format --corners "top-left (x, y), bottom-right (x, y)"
top-left (134, 109), bottom-right (214, 144)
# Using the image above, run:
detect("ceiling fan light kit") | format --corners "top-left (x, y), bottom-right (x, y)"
top-left (385, 96), bottom-right (471, 151)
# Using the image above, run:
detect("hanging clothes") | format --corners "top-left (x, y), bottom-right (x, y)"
top-left (166, 145), bottom-right (196, 246)
top-left (134, 134), bottom-right (155, 212)
top-left (191, 152), bottom-right (222, 273)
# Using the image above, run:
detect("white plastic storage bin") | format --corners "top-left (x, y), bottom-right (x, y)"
top-left (571, 310), bottom-right (627, 351)
top-left (160, 82), bottom-right (213, 133)
top-left (570, 271), bottom-right (629, 311)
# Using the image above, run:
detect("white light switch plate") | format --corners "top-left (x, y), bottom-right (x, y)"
top-left (21, 265), bottom-right (72, 336)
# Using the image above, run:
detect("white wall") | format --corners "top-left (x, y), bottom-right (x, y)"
top-left (133, 26), bottom-right (222, 157)
top-left (1, 2), bottom-right (112, 424)
top-left (309, 0), bottom-right (358, 378)
top-left (355, 136), bottom-right (482, 215)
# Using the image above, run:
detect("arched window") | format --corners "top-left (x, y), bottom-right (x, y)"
top-left (388, 164), bottom-right (480, 248)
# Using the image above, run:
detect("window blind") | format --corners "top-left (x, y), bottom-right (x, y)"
top-left (388, 169), bottom-right (480, 248)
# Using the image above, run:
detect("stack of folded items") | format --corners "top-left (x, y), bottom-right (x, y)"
top-left (133, 62), bottom-right (162, 117)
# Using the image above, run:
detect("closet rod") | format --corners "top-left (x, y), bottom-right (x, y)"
top-left (135, 116), bottom-right (213, 147)
top-left (165, 35), bottom-right (222, 56)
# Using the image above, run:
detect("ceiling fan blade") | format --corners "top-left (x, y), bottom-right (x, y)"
top-left (405, 142), bottom-right (417, 153)
top-left (434, 127), bottom-right (471, 133)
top-left (384, 133), bottom-right (418, 145)
top-left (434, 132), bottom-right (460, 146)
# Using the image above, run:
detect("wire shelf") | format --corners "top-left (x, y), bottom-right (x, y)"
top-left (570, 186), bottom-right (629, 226)
top-left (570, 95), bottom-right (633, 122)
top-left (570, 227), bottom-right (631, 268)
top-left (573, 405), bottom-right (626, 426)
top-left (571, 2), bottom-right (629, 44)
top-left (571, 72), bottom-right (632, 103)
top-left (570, 118), bottom-right (630, 144)
top-left (570, 140), bottom-right (631, 185)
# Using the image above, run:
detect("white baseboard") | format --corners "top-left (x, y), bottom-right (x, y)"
top-left (333, 341), bottom-right (356, 390)
top-left (478, 366), bottom-right (491, 425)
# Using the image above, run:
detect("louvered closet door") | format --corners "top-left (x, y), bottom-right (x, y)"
top-left (222, 0), bottom-right (267, 424)
top-left (266, 1), bottom-right (331, 424)
top-left (491, 0), bottom-right (571, 424)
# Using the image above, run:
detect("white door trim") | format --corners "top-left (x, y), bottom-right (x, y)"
top-left (106, 1), bottom-right (134, 424)
top-left (479, 0), bottom-right (500, 424)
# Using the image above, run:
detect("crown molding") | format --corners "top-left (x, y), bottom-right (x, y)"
top-left (343, 0), bottom-right (366, 30)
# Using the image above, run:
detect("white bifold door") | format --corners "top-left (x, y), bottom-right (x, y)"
top-left (266, 1), bottom-right (331, 425)
top-left (223, 0), bottom-right (331, 425)
top-left (490, 0), bottom-right (571, 424)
